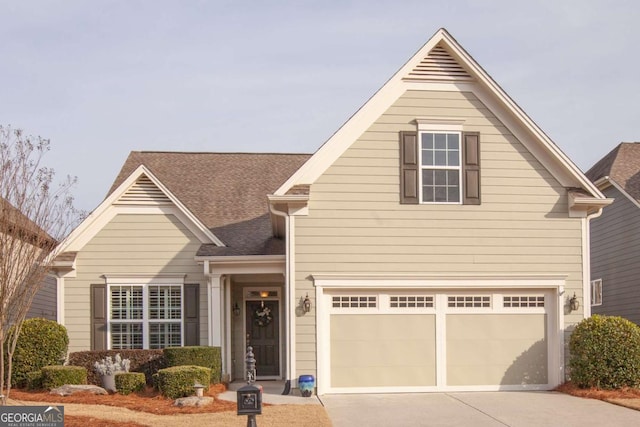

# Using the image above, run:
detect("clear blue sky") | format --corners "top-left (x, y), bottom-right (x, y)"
top-left (2, 0), bottom-right (638, 212)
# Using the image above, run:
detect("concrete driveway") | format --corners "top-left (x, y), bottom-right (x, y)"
top-left (319, 391), bottom-right (640, 427)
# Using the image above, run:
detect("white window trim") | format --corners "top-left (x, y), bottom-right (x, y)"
top-left (591, 278), bottom-right (603, 306)
top-left (416, 118), bottom-right (465, 205)
top-left (418, 131), bottom-right (462, 205)
top-left (105, 275), bottom-right (185, 350)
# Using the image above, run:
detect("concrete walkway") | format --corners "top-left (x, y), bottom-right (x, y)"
top-left (219, 380), bottom-right (321, 405)
top-left (320, 391), bottom-right (640, 427)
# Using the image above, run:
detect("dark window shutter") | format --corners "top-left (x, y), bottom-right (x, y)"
top-left (90, 284), bottom-right (107, 351)
top-left (400, 131), bottom-right (419, 204)
top-left (184, 284), bottom-right (199, 346)
top-left (462, 132), bottom-right (481, 205)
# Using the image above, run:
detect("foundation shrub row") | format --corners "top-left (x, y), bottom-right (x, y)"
top-left (30, 346), bottom-right (223, 397)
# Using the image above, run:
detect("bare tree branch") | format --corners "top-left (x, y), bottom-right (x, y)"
top-left (0, 125), bottom-right (83, 401)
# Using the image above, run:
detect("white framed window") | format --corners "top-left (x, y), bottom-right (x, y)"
top-left (107, 279), bottom-right (183, 350)
top-left (591, 279), bottom-right (603, 306)
top-left (420, 131), bottom-right (461, 203)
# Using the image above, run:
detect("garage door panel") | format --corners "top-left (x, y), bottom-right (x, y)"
top-left (330, 314), bottom-right (436, 387)
top-left (446, 314), bottom-right (547, 386)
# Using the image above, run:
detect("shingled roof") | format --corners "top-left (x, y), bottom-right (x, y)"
top-left (108, 152), bottom-right (311, 256)
top-left (586, 143), bottom-right (640, 201)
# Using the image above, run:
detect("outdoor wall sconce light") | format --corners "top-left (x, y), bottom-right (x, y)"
top-left (303, 294), bottom-right (311, 313)
top-left (233, 303), bottom-right (241, 316)
top-left (569, 293), bottom-right (580, 312)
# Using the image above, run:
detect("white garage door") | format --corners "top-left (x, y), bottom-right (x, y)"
top-left (323, 289), bottom-right (555, 393)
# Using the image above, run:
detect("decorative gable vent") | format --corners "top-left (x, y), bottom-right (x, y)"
top-left (404, 44), bottom-right (472, 81)
top-left (116, 175), bottom-right (172, 205)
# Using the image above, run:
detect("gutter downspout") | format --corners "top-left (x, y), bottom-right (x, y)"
top-left (583, 207), bottom-right (606, 319)
top-left (269, 203), bottom-right (294, 394)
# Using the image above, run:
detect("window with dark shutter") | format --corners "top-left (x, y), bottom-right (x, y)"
top-left (399, 130), bottom-right (481, 205)
top-left (184, 284), bottom-right (200, 345)
top-left (91, 284), bottom-right (107, 351)
top-left (399, 131), bottom-right (418, 204)
top-left (462, 132), bottom-right (481, 205)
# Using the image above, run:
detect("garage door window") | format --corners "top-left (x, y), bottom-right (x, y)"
top-left (447, 295), bottom-right (490, 308)
top-left (332, 295), bottom-right (377, 308)
top-left (503, 295), bottom-right (544, 308)
top-left (390, 295), bottom-right (434, 308)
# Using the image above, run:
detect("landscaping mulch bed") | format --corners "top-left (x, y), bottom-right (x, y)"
top-left (9, 383), bottom-right (236, 415)
top-left (556, 382), bottom-right (640, 411)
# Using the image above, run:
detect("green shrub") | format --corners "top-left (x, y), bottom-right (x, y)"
top-left (41, 366), bottom-right (87, 389)
top-left (569, 315), bottom-right (640, 389)
top-left (68, 350), bottom-right (165, 386)
top-left (25, 371), bottom-right (43, 390)
top-left (156, 365), bottom-right (210, 399)
top-left (115, 372), bottom-right (146, 395)
top-left (163, 346), bottom-right (221, 383)
top-left (10, 318), bottom-right (68, 387)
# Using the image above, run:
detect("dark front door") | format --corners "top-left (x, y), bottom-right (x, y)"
top-left (246, 300), bottom-right (279, 377)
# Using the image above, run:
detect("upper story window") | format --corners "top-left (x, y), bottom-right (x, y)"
top-left (400, 119), bottom-right (480, 206)
top-left (420, 132), bottom-right (461, 203)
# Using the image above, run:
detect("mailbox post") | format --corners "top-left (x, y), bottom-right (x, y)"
top-left (237, 346), bottom-right (262, 427)
top-left (237, 383), bottom-right (262, 427)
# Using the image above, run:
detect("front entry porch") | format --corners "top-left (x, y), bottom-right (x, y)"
top-left (205, 263), bottom-right (289, 383)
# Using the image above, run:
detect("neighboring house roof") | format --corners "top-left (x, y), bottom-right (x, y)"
top-left (57, 151), bottom-right (310, 259)
top-left (0, 197), bottom-right (56, 248)
top-left (274, 28), bottom-right (606, 205)
top-left (586, 142), bottom-right (640, 201)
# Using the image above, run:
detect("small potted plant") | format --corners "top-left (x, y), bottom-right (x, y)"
top-left (94, 354), bottom-right (130, 392)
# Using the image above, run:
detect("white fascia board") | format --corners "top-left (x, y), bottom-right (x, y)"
top-left (54, 165), bottom-right (223, 256)
top-left (436, 30), bottom-right (605, 200)
top-left (274, 28), bottom-right (605, 201)
top-left (312, 273), bottom-right (566, 289)
top-left (274, 30), bottom-right (447, 196)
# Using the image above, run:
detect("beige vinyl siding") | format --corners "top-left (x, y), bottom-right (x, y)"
top-left (64, 213), bottom-right (207, 352)
top-left (294, 89), bottom-right (584, 378)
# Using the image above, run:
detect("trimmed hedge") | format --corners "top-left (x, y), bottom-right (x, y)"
top-left (569, 315), bottom-right (640, 389)
top-left (10, 318), bottom-right (69, 387)
top-left (68, 350), bottom-right (165, 386)
top-left (164, 346), bottom-right (221, 383)
top-left (156, 365), bottom-right (210, 399)
top-left (26, 371), bottom-right (43, 390)
top-left (115, 372), bottom-right (146, 395)
top-left (41, 366), bottom-right (87, 389)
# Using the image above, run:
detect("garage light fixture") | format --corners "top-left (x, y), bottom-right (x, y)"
top-left (569, 293), bottom-right (579, 312)
top-left (303, 294), bottom-right (311, 313)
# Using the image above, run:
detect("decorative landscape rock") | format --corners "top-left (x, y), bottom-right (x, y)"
top-left (50, 384), bottom-right (108, 396)
top-left (173, 396), bottom-right (214, 407)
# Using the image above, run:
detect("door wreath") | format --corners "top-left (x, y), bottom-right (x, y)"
top-left (253, 304), bottom-right (273, 327)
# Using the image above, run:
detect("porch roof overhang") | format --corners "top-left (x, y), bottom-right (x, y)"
top-left (196, 254), bottom-right (285, 275)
